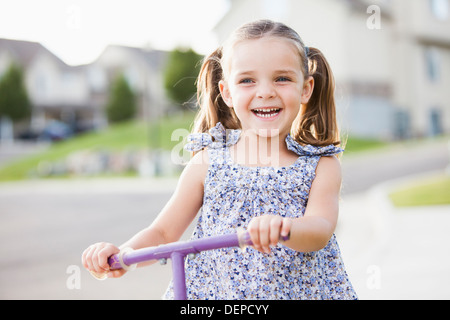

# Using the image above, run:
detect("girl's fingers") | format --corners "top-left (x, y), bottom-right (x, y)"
top-left (82, 242), bottom-right (118, 274)
top-left (269, 216), bottom-right (283, 246)
top-left (107, 269), bottom-right (127, 278)
top-left (82, 245), bottom-right (96, 271)
top-left (281, 217), bottom-right (292, 239)
top-left (248, 216), bottom-right (293, 253)
top-left (258, 216), bottom-right (271, 253)
top-left (98, 245), bottom-right (119, 271)
top-left (247, 218), bottom-right (262, 252)
top-left (92, 244), bottom-right (109, 273)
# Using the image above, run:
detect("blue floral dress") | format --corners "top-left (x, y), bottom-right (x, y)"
top-left (164, 123), bottom-right (357, 300)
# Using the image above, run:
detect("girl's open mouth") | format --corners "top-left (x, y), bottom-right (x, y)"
top-left (251, 108), bottom-right (281, 119)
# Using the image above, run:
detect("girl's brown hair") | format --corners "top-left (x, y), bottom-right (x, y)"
top-left (193, 19), bottom-right (341, 147)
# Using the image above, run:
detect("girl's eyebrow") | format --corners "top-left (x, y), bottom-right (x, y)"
top-left (234, 70), bottom-right (255, 77)
top-left (234, 69), bottom-right (299, 77)
top-left (274, 69), bottom-right (299, 75)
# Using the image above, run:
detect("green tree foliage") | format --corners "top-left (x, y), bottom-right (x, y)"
top-left (106, 74), bottom-right (137, 123)
top-left (164, 48), bottom-right (203, 108)
top-left (0, 63), bottom-right (31, 122)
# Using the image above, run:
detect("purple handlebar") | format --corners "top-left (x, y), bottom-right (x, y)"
top-left (109, 230), bottom-right (289, 270)
top-left (104, 229), bottom-right (289, 299)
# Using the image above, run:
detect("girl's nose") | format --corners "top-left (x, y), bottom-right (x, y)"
top-left (256, 81), bottom-right (276, 99)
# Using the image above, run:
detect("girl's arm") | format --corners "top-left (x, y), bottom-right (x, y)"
top-left (120, 150), bottom-right (208, 248)
top-left (248, 155), bottom-right (342, 253)
top-left (82, 150), bottom-right (209, 277)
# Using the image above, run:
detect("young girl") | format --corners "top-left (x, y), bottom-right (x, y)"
top-left (82, 20), bottom-right (357, 300)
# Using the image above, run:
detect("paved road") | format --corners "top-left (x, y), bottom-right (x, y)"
top-left (0, 138), bottom-right (448, 299)
top-left (341, 138), bottom-right (449, 195)
top-left (0, 179), bottom-right (184, 299)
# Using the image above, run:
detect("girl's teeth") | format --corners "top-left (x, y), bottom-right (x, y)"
top-left (257, 113), bottom-right (275, 118)
top-left (254, 108), bottom-right (278, 112)
top-left (253, 108), bottom-right (280, 118)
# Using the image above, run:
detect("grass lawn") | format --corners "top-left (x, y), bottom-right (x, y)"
top-left (342, 136), bottom-right (387, 153)
top-left (0, 112), bottom-right (196, 181)
top-left (389, 175), bottom-right (450, 207)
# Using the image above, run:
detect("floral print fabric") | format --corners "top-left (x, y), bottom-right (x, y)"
top-left (164, 123), bottom-right (357, 300)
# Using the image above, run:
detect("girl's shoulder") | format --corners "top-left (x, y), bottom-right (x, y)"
top-left (189, 148), bottom-right (210, 166)
top-left (310, 155), bottom-right (342, 194)
top-left (285, 135), bottom-right (344, 158)
top-left (316, 154), bottom-right (342, 175)
top-left (180, 149), bottom-right (209, 189)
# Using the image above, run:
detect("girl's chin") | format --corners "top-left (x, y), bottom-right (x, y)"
top-left (242, 127), bottom-right (283, 139)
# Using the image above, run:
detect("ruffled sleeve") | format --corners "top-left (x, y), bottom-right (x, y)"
top-left (184, 122), bottom-right (241, 152)
top-left (285, 134), bottom-right (344, 157)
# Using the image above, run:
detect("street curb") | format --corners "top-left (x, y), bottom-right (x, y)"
top-left (364, 169), bottom-right (449, 259)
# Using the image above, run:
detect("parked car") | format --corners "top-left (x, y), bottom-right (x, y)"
top-left (38, 120), bottom-right (74, 142)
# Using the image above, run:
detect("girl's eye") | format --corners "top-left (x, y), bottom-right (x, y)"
top-left (239, 78), bottom-right (253, 84)
top-left (276, 77), bottom-right (291, 82)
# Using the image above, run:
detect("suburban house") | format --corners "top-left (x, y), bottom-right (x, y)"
top-left (0, 38), bottom-right (92, 137)
top-left (214, 0), bottom-right (450, 139)
top-left (92, 45), bottom-right (170, 122)
top-left (0, 38), bottom-right (169, 139)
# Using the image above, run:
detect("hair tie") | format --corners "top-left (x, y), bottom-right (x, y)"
top-left (305, 46), bottom-right (310, 56)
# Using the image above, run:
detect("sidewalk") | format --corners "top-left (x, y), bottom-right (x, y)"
top-left (337, 171), bottom-right (450, 300)
top-left (0, 141), bottom-right (49, 168)
top-left (0, 176), bottom-right (180, 196)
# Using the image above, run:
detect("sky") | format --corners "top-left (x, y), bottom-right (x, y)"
top-left (0, 0), bottom-right (230, 66)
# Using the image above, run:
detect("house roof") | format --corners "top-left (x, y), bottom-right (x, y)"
top-left (213, 0), bottom-right (393, 34)
top-left (95, 44), bottom-right (169, 72)
top-left (0, 38), bottom-right (69, 69)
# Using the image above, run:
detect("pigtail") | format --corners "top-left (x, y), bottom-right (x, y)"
top-left (293, 47), bottom-right (341, 148)
top-left (192, 47), bottom-right (240, 134)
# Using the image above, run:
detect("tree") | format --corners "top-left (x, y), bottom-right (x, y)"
top-left (164, 47), bottom-right (203, 109)
top-left (0, 63), bottom-right (31, 122)
top-left (106, 74), bottom-right (137, 123)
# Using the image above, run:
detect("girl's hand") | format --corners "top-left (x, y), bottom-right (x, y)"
top-left (81, 242), bottom-right (126, 278)
top-left (247, 215), bottom-right (292, 254)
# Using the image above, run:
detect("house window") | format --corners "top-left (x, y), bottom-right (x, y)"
top-left (430, 0), bottom-right (449, 20)
top-left (87, 66), bottom-right (107, 91)
top-left (425, 47), bottom-right (441, 83)
top-left (429, 108), bottom-right (443, 136)
top-left (62, 71), bottom-right (76, 87)
top-left (124, 67), bottom-right (138, 91)
top-left (36, 73), bottom-right (49, 98)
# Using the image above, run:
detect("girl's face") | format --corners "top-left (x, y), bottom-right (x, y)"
top-left (220, 37), bottom-right (314, 139)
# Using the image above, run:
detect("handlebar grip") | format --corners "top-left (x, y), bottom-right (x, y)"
top-left (108, 254), bottom-right (122, 270)
top-left (109, 247), bottom-right (136, 271)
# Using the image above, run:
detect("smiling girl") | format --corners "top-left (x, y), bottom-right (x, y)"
top-left (82, 20), bottom-right (357, 300)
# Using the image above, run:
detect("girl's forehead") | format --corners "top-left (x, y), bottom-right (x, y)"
top-left (226, 37), bottom-right (302, 71)
top-left (234, 36), bottom-right (297, 48)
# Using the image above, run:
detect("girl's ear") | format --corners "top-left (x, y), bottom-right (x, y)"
top-left (219, 80), bottom-right (233, 108)
top-left (301, 76), bottom-right (314, 104)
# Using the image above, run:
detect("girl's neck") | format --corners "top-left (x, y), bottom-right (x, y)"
top-left (231, 130), bottom-right (298, 168)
